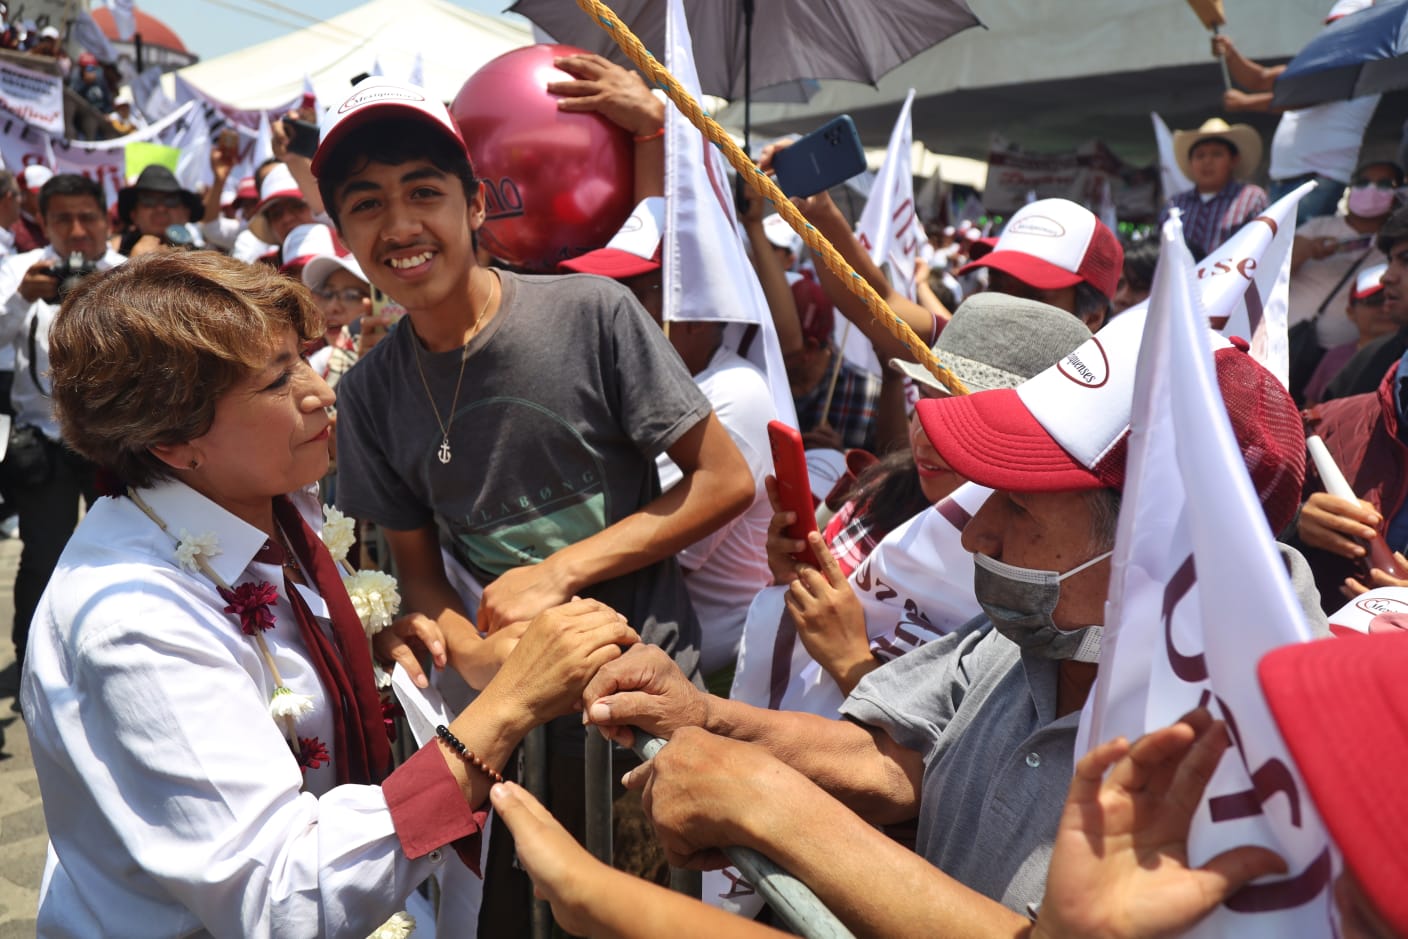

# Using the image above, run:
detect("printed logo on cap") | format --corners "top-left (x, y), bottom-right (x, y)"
top-left (1356, 596), bottom-right (1408, 617)
top-left (339, 86), bottom-right (427, 114)
top-left (1006, 215), bottom-right (1067, 239)
top-left (1056, 338), bottom-right (1110, 389)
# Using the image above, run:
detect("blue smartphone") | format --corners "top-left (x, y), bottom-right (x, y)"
top-left (772, 115), bottom-right (867, 199)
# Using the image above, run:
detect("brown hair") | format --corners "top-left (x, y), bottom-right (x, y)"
top-left (49, 252), bottom-right (322, 488)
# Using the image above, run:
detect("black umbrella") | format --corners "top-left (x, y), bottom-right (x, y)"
top-left (508, 0), bottom-right (981, 152)
top-left (1272, 0), bottom-right (1408, 110)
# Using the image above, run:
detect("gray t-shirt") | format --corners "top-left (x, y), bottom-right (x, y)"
top-left (336, 270), bottom-right (713, 676)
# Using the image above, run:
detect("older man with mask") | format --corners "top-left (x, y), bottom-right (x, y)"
top-left (580, 310), bottom-right (1317, 936)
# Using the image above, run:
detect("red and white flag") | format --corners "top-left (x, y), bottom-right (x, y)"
top-left (663, 0), bottom-right (796, 427)
top-left (1079, 214), bottom-right (1334, 937)
top-left (1202, 181), bottom-right (1315, 387)
top-left (841, 89), bottom-right (921, 377)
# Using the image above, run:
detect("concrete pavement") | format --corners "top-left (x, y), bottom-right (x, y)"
top-left (0, 535), bottom-right (43, 937)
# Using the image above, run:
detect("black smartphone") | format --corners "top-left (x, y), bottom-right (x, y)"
top-left (772, 115), bottom-right (867, 199)
top-left (282, 117), bottom-right (320, 160)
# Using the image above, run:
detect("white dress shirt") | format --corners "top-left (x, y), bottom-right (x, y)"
top-left (22, 481), bottom-right (445, 938)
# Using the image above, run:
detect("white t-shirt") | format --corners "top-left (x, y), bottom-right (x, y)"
top-left (1288, 214), bottom-right (1377, 348)
top-left (1269, 95), bottom-right (1381, 184)
top-left (657, 346), bottom-right (777, 675)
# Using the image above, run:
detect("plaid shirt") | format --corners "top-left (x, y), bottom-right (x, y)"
top-left (794, 351), bottom-right (882, 452)
top-left (1162, 180), bottom-right (1270, 260)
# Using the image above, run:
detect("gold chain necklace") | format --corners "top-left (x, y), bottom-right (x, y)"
top-left (412, 270), bottom-right (497, 465)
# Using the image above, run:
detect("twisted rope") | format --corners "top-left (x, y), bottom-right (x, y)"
top-left (572, 0), bottom-right (968, 396)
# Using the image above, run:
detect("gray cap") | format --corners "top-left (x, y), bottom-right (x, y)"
top-left (891, 292), bottom-right (1092, 394)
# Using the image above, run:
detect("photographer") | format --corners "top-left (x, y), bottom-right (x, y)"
top-left (112, 165), bottom-right (204, 257)
top-left (0, 174), bottom-right (122, 679)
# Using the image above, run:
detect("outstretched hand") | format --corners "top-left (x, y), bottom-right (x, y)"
top-left (581, 643), bottom-right (711, 746)
top-left (1033, 710), bottom-right (1286, 939)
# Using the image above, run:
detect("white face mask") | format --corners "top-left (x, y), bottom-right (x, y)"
top-left (972, 550), bottom-right (1113, 662)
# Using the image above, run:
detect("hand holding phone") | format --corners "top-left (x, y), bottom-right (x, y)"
top-left (771, 115), bottom-right (867, 199)
top-left (768, 420), bottom-right (822, 569)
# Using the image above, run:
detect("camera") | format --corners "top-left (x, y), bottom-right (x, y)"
top-left (51, 252), bottom-right (99, 301)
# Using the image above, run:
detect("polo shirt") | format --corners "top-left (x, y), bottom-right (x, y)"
top-left (840, 619), bottom-right (1075, 914)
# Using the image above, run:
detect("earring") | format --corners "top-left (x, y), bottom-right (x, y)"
top-left (188, 459), bottom-right (199, 470)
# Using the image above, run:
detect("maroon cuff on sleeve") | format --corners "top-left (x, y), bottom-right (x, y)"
top-left (383, 743), bottom-right (489, 876)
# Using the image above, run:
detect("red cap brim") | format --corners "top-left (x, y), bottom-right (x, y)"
top-left (916, 391), bottom-right (1105, 492)
top-left (959, 249), bottom-right (1084, 292)
top-left (558, 247), bottom-right (660, 280)
top-left (1259, 634), bottom-right (1408, 936)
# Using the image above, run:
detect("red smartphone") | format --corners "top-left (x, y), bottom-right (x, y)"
top-left (767, 420), bottom-right (822, 568)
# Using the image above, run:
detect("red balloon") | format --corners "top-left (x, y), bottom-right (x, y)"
top-left (452, 44), bottom-right (636, 273)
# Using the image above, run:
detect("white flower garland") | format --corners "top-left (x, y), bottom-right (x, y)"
top-left (135, 495), bottom-right (415, 939)
top-left (321, 505), bottom-right (402, 637)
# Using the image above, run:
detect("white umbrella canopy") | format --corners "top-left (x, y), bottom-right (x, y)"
top-left (169, 0), bottom-right (531, 111)
top-left (508, 0), bottom-right (982, 104)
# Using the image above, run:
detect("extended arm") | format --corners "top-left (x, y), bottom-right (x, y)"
top-left (477, 412), bottom-right (753, 632)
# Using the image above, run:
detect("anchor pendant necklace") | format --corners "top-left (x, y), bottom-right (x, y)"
top-left (412, 270), bottom-right (497, 466)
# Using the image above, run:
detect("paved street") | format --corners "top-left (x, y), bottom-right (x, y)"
top-left (0, 536), bottom-right (42, 937)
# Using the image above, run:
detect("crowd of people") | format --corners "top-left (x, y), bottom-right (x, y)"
top-left (0, 1), bottom-right (1405, 937)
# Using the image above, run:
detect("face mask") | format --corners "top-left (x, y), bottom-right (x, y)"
top-left (972, 550), bottom-right (1113, 662)
top-left (1347, 185), bottom-right (1398, 219)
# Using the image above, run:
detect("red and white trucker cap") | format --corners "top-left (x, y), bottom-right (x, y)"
top-left (915, 307), bottom-right (1306, 531)
top-left (558, 198), bottom-right (664, 279)
top-left (312, 78), bottom-right (469, 176)
top-left (960, 198), bottom-right (1123, 299)
top-left (1352, 262), bottom-right (1388, 301)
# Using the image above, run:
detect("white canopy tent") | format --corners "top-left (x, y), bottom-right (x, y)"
top-left (166, 0), bottom-right (531, 112)
top-left (717, 0), bottom-right (1395, 164)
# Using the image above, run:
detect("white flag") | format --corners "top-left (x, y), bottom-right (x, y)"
top-left (662, 0), bottom-right (796, 428)
top-left (1203, 182), bottom-right (1314, 387)
top-left (1080, 215), bottom-right (1334, 937)
top-left (1152, 112), bottom-right (1192, 202)
top-left (844, 89), bottom-right (921, 377)
top-left (105, 0), bottom-right (138, 41)
top-left (408, 52), bottom-right (425, 89)
top-left (254, 110), bottom-right (274, 167)
top-left (71, 11), bottom-right (118, 64)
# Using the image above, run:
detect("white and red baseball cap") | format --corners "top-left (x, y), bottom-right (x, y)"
top-left (1258, 628), bottom-right (1408, 938)
top-left (22, 164), bottom-right (53, 191)
top-left (915, 307), bottom-right (1306, 531)
top-left (762, 213), bottom-right (802, 256)
top-left (1352, 262), bottom-right (1388, 301)
top-left (249, 163), bottom-right (307, 244)
top-left (960, 198), bottom-right (1123, 300)
top-left (558, 198), bottom-right (663, 279)
top-left (301, 244), bottom-right (367, 290)
top-left (312, 78), bottom-right (469, 177)
top-left (1326, 0), bottom-right (1373, 22)
top-left (279, 223), bottom-right (339, 275)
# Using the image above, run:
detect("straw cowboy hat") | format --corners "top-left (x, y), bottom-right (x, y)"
top-left (1173, 118), bottom-right (1262, 181)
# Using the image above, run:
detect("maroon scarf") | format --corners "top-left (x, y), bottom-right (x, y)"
top-left (271, 496), bottom-right (392, 785)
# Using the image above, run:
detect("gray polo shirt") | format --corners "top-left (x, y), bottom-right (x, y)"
top-left (838, 544), bottom-right (1330, 915)
top-left (841, 619), bottom-right (1074, 914)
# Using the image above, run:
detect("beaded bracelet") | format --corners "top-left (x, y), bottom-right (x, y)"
top-left (435, 725), bottom-right (504, 784)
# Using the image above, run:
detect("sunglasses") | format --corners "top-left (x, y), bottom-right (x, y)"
top-left (1351, 179), bottom-right (1402, 190)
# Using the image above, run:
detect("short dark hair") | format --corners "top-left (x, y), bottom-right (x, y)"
top-left (1189, 137), bottom-right (1238, 160)
top-left (1121, 238), bottom-right (1160, 293)
top-left (39, 173), bottom-right (104, 217)
top-left (1074, 280), bottom-right (1111, 323)
top-left (315, 118), bottom-right (477, 229)
top-left (1355, 160), bottom-right (1405, 188)
top-left (1376, 206), bottom-right (1408, 256)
